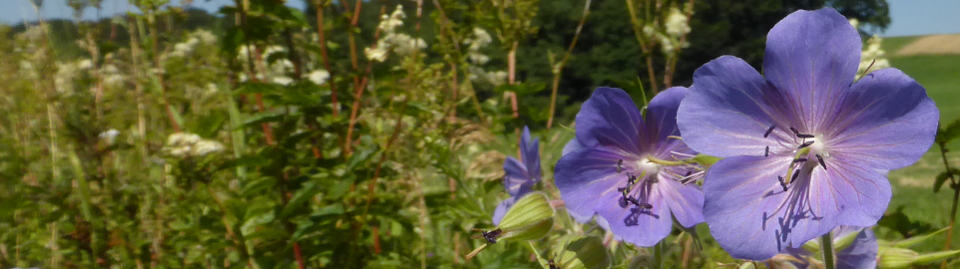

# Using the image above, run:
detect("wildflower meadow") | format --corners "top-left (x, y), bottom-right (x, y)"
top-left (3, 0), bottom-right (960, 268)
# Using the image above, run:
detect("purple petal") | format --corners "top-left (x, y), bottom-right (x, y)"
top-left (818, 153), bottom-right (892, 226)
top-left (562, 138), bottom-right (587, 156)
top-left (703, 155), bottom-right (840, 260)
top-left (575, 87), bottom-right (647, 152)
top-left (827, 68), bottom-right (939, 170)
top-left (659, 177), bottom-right (704, 228)
top-left (555, 146), bottom-right (633, 222)
top-left (762, 8), bottom-right (861, 130)
top-left (520, 126), bottom-right (543, 181)
top-left (836, 228), bottom-right (878, 269)
top-left (594, 185), bottom-right (673, 247)
top-left (678, 56), bottom-right (795, 157)
top-left (646, 87), bottom-right (696, 157)
top-left (492, 197), bottom-right (516, 225)
top-left (503, 157), bottom-right (531, 197)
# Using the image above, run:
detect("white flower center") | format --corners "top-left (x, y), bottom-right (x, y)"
top-left (635, 159), bottom-right (660, 175)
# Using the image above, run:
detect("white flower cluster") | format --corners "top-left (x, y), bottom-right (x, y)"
top-left (170, 30), bottom-right (215, 58)
top-left (664, 7), bottom-right (691, 37)
top-left (857, 35), bottom-right (890, 79)
top-left (163, 132), bottom-right (225, 158)
top-left (99, 129), bottom-right (120, 145)
top-left (237, 45), bottom-right (296, 85)
top-left (658, 7), bottom-right (691, 54)
top-left (54, 59), bottom-right (93, 95)
top-left (364, 5), bottom-right (427, 62)
top-left (307, 69), bottom-right (330, 85)
top-left (464, 28), bottom-right (506, 86)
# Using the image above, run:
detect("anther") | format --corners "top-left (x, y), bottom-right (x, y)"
top-left (790, 127), bottom-right (800, 136)
top-left (778, 176), bottom-right (788, 191)
top-left (816, 154), bottom-right (827, 170)
top-left (764, 125), bottom-right (776, 138)
top-left (791, 169), bottom-right (800, 181)
top-left (797, 133), bottom-right (815, 138)
top-left (765, 146), bottom-right (770, 157)
top-left (798, 141), bottom-right (814, 149)
top-left (793, 158), bottom-right (808, 163)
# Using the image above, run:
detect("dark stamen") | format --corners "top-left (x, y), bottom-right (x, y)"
top-left (791, 169), bottom-right (800, 181)
top-left (765, 146), bottom-right (770, 157)
top-left (790, 127), bottom-right (800, 136)
top-left (798, 141), bottom-right (814, 149)
top-left (778, 176), bottom-right (788, 191)
top-left (816, 154), bottom-right (827, 170)
top-left (793, 158), bottom-right (808, 163)
top-left (797, 133), bottom-right (815, 138)
top-left (764, 125), bottom-right (776, 138)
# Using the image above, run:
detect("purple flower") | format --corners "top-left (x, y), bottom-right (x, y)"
top-left (555, 87), bottom-right (704, 246)
top-left (677, 8), bottom-right (938, 260)
top-left (493, 126), bottom-right (542, 225)
top-left (786, 226), bottom-right (878, 269)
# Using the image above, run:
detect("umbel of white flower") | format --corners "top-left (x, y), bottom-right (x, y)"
top-left (308, 69), bottom-right (330, 85)
top-left (463, 27), bottom-right (506, 86)
top-left (848, 18), bottom-right (890, 79)
top-left (664, 7), bottom-right (691, 37)
top-left (163, 132), bottom-right (225, 158)
top-left (236, 45), bottom-right (296, 85)
top-left (857, 35), bottom-right (890, 79)
top-left (364, 5), bottom-right (428, 62)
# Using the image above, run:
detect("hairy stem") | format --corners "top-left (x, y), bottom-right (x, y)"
top-left (547, 0), bottom-right (591, 129)
top-left (822, 233), bottom-right (835, 269)
top-left (941, 142), bottom-right (958, 269)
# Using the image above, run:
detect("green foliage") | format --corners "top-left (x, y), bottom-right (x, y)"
top-left (7, 0), bottom-right (949, 268)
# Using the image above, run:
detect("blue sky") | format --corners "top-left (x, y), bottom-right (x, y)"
top-left (1, 0), bottom-right (958, 37)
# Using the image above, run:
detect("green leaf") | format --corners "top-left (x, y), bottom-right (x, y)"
top-left (934, 168), bottom-right (959, 193)
top-left (892, 227), bottom-right (951, 248)
top-left (280, 182), bottom-right (321, 218)
top-left (937, 118), bottom-right (960, 144)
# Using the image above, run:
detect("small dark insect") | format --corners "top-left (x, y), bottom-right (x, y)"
top-left (764, 125), bottom-right (776, 138)
top-left (616, 159), bottom-right (624, 173)
top-left (475, 229), bottom-right (502, 244)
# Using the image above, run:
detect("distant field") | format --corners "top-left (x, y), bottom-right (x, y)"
top-left (882, 34), bottom-right (960, 253)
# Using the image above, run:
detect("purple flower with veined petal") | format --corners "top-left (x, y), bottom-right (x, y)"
top-left (555, 87), bottom-right (704, 246)
top-left (492, 126), bottom-right (542, 225)
top-left (677, 8), bottom-right (938, 260)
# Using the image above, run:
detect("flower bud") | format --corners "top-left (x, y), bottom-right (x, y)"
top-left (498, 192), bottom-right (555, 241)
top-left (878, 247), bottom-right (918, 268)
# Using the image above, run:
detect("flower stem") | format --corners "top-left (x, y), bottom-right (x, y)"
top-left (939, 141), bottom-right (958, 269)
top-left (653, 240), bottom-right (664, 269)
top-left (821, 233), bottom-right (835, 269)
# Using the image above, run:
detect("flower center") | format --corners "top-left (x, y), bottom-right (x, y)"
top-left (765, 126), bottom-right (831, 191)
top-left (635, 158), bottom-right (661, 175)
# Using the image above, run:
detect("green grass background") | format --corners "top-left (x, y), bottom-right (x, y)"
top-left (882, 35), bottom-right (960, 253)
